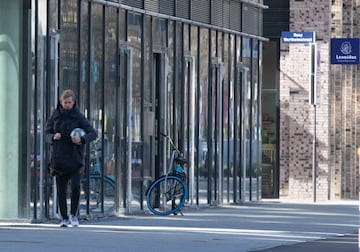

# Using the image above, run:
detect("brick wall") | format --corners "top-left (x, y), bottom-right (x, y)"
top-left (279, 0), bottom-right (337, 201)
top-left (329, 0), bottom-right (360, 198)
top-left (279, 0), bottom-right (360, 200)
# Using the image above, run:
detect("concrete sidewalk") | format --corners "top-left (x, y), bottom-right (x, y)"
top-left (0, 200), bottom-right (358, 252)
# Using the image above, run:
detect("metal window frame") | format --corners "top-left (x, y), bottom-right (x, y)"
top-left (89, 0), bottom-right (268, 41)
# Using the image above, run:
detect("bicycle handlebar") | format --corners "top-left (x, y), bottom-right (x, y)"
top-left (160, 132), bottom-right (180, 152)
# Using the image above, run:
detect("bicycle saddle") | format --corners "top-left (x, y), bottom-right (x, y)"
top-left (175, 155), bottom-right (187, 165)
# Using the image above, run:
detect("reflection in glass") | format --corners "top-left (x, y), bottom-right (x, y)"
top-left (222, 33), bottom-right (231, 203)
top-left (143, 15), bottom-right (153, 208)
top-left (103, 6), bottom-right (117, 212)
top-left (183, 24), bottom-right (189, 53)
top-left (167, 20), bottom-right (174, 136)
top-left (175, 22), bottom-right (182, 138)
top-left (183, 24), bottom-right (189, 155)
top-left (190, 25), bottom-right (198, 204)
top-left (241, 37), bottom-right (252, 201)
top-left (198, 28), bottom-right (209, 204)
top-left (234, 36), bottom-right (242, 203)
top-left (252, 39), bottom-right (261, 200)
top-left (88, 3), bottom-right (105, 213)
top-left (261, 92), bottom-right (277, 198)
top-left (79, 1), bottom-right (89, 111)
top-left (152, 17), bottom-right (167, 49)
top-left (127, 12), bottom-right (142, 210)
top-left (60, 0), bottom-right (78, 92)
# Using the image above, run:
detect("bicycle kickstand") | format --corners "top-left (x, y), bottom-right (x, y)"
top-left (173, 208), bottom-right (184, 216)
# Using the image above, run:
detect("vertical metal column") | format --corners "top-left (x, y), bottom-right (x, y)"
top-left (186, 55), bottom-right (196, 205)
top-left (126, 47), bottom-right (133, 214)
top-left (49, 29), bottom-right (59, 218)
top-left (241, 67), bottom-right (249, 202)
top-left (216, 62), bottom-right (224, 204)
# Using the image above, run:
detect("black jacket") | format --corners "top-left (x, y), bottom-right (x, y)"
top-left (45, 102), bottom-right (97, 174)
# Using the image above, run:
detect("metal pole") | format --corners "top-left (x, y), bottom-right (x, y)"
top-left (312, 104), bottom-right (316, 202)
top-left (50, 30), bottom-right (59, 218)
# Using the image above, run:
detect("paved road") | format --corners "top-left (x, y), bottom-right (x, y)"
top-left (259, 232), bottom-right (358, 251)
top-left (0, 201), bottom-right (358, 252)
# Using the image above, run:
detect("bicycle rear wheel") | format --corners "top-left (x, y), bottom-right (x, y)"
top-left (146, 175), bottom-right (188, 216)
top-left (80, 175), bottom-right (115, 214)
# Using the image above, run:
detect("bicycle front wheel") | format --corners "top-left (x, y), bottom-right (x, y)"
top-left (146, 175), bottom-right (188, 216)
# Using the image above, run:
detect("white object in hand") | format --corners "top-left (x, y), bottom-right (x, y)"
top-left (70, 128), bottom-right (86, 137)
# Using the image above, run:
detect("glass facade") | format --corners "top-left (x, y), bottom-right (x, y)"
top-left (0, 0), bottom-right (266, 220)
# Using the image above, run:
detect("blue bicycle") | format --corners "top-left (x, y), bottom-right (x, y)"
top-left (80, 141), bottom-right (115, 213)
top-left (146, 133), bottom-right (188, 216)
top-left (80, 173), bottom-right (115, 213)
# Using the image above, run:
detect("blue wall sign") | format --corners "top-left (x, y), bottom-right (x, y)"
top-left (331, 38), bottom-right (359, 65)
top-left (281, 32), bottom-right (315, 44)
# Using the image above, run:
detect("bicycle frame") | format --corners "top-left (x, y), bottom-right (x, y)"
top-left (161, 132), bottom-right (184, 177)
top-left (159, 133), bottom-right (187, 214)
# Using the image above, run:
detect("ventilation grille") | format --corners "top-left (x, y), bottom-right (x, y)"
top-left (242, 4), bottom-right (260, 35)
top-left (115, 0), bottom-right (262, 36)
top-left (229, 0), bottom-right (241, 31)
top-left (144, 0), bottom-right (158, 12)
top-left (144, 0), bottom-right (175, 15)
top-left (223, 0), bottom-right (230, 29)
top-left (119, 0), bottom-right (143, 9)
top-left (191, 0), bottom-right (210, 24)
top-left (211, 0), bottom-right (223, 27)
top-left (176, 0), bottom-right (190, 19)
top-left (159, 0), bottom-right (175, 16)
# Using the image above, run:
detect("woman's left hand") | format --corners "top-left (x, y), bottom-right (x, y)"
top-left (71, 136), bottom-right (82, 145)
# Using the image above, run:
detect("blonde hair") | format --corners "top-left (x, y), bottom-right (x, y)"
top-left (60, 89), bottom-right (76, 102)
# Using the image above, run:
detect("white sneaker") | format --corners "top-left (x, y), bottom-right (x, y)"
top-left (70, 215), bottom-right (79, 227)
top-left (59, 218), bottom-right (70, 227)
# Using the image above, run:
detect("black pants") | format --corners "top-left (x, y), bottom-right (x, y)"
top-left (56, 169), bottom-right (81, 220)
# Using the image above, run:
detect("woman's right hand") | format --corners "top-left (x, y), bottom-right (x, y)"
top-left (53, 132), bottom-right (61, 140)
